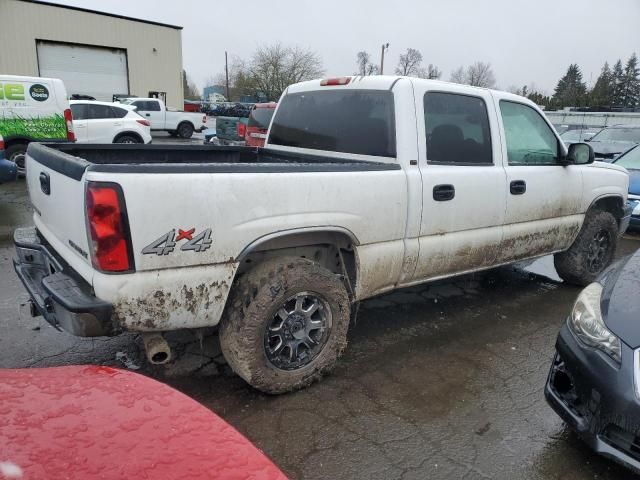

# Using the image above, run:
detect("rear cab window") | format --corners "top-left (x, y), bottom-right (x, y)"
top-left (269, 90), bottom-right (396, 158)
top-left (424, 92), bottom-right (493, 165)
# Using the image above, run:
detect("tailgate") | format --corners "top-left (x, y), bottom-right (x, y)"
top-left (26, 143), bottom-right (92, 273)
top-left (215, 116), bottom-right (241, 140)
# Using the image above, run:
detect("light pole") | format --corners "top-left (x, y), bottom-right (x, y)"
top-left (380, 43), bottom-right (389, 75)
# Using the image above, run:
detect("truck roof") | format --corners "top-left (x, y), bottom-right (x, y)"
top-left (286, 75), bottom-right (535, 107)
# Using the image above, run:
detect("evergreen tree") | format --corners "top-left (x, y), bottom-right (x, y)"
top-left (620, 53), bottom-right (640, 108)
top-left (589, 62), bottom-right (614, 107)
top-left (552, 64), bottom-right (587, 108)
top-left (611, 59), bottom-right (625, 107)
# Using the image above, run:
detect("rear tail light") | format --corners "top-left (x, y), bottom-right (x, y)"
top-left (64, 108), bottom-right (75, 142)
top-left (0, 136), bottom-right (4, 151)
top-left (136, 119), bottom-right (151, 127)
top-left (237, 122), bottom-right (246, 137)
top-left (320, 77), bottom-right (351, 86)
top-left (86, 182), bottom-right (134, 273)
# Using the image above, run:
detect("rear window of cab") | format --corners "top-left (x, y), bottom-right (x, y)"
top-left (268, 90), bottom-right (396, 158)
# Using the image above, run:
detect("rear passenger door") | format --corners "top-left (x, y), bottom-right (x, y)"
top-left (494, 97), bottom-right (583, 263)
top-left (87, 104), bottom-right (121, 143)
top-left (411, 84), bottom-right (507, 282)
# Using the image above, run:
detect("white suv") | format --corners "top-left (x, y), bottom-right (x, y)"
top-left (70, 100), bottom-right (152, 144)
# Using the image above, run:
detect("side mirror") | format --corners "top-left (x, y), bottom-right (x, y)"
top-left (566, 142), bottom-right (594, 165)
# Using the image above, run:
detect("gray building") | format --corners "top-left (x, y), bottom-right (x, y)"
top-left (0, 0), bottom-right (185, 108)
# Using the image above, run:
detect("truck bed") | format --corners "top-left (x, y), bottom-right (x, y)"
top-left (28, 143), bottom-right (399, 180)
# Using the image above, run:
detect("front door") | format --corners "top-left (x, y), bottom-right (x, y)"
top-left (493, 97), bottom-right (584, 263)
top-left (411, 85), bottom-right (507, 282)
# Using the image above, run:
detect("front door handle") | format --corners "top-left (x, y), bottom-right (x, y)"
top-left (510, 180), bottom-right (527, 195)
top-left (145, 113), bottom-right (151, 117)
top-left (433, 184), bottom-right (455, 201)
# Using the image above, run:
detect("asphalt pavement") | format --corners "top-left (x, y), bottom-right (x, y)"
top-left (1, 164), bottom-right (640, 479)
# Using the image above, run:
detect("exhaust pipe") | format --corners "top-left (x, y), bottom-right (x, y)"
top-left (142, 333), bottom-right (172, 365)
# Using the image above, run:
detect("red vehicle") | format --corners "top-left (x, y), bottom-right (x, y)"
top-left (244, 102), bottom-right (277, 147)
top-left (0, 366), bottom-right (287, 480)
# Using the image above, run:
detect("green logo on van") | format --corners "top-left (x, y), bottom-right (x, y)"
top-left (0, 83), bottom-right (25, 101)
top-left (29, 84), bottom-right (49, 102)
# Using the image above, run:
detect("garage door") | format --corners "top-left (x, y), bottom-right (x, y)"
top-left (37, 41), bottom-right (129, 101)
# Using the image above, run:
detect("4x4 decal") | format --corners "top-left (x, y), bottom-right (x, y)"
top-left (142, 228), bottom-right (212, 256)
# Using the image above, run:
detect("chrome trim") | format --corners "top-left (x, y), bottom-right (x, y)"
top-left (628, 194), bottom-right (640, 201)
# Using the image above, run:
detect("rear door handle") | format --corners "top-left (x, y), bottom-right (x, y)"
top-left (39, 172), bottom-right (50, 195)
top-left (433, 184), bottom-right (455, 201)
top-left (510, 180), bottom-right (527, 195)
top-left (145, 113), bottom-right (151, 117)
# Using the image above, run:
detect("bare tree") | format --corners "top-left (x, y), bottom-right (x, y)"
top-left (356, 51), bottom-right (379, 76)
top-left (467, 62), bottom-right (496, 88)
top-left (395, 48), bottom-right (423, 76)
top-left (182, 70), bottom-right (200, 100)
top-left (449, 66), bottom-right (467, 84)
top-left (449, 62), bottom-right (496, 88)
top-left (426, 64), bottom-right (442, 80)
top-left (247, 44), bottom-right (323, 101)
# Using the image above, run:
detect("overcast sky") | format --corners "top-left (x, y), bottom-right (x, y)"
top-left (48, 0), bottom-right (640, 94)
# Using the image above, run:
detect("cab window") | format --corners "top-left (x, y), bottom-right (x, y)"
top-left (500, 100), bottom-right (559, 165)
top-left (424, 92), bottom-right (493, 165)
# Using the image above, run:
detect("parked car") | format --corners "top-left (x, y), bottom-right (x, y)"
top-left (561, 127), bottom-right (602, 146)
top-left (245, 102), bottom-right (277, 147)
top-left (0, 75), bottom-right (74, 175)
top-left (545, 249), bottom-right (640, 474)
top-left (588, 125), bottom-right (640, 161)
top-left (70, 100), bottom-right (152, 144)
top-left (120, 98), bottom-right (206, 138)
top-left (0, 365), bottom-right (287, 479)
top-left (613, 144), bottom-right (640, 230)
top-left (0, 134), bottom-right (18, 183)
top-left (14, 76), bottom-right (631, 395)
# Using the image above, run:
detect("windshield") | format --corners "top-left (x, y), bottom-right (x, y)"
top-left (561, 130), bottom-right (582, 141)
top-left (615, 146), bottom-right (640, 169)
top-left (590, 127), bottom-right (640, 143)
top-left (248, 108), bottom-right (275, 129)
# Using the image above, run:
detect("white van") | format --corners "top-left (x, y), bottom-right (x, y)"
top-left (0, 75), bottom-right (74, 174)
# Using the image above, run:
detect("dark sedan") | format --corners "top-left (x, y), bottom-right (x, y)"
top-left (588, 125), bottom-right (640, 161)
top-left (545, 250), bottom-right (640, 472)
top-left (614, 145), bottom-right (640, 230)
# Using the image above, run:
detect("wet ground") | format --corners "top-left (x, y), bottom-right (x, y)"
top-left (2, 176), bottom-right (640, 479)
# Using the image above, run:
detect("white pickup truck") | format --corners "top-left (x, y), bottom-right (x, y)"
top-left (121, 98), bottom-right (206, 138)
top-left (14, 76), bottom-right (631, 394)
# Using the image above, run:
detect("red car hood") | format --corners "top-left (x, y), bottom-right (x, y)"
top-left (0, 366), bottom-right (287, 480)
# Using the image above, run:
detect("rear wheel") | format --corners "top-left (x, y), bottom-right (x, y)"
top-left (219, 257), bottom-right (351, 394)
top-left (114, 135), bottom-right (142, 144)
top-left (177, 122), bottom-right (194, 139)
top-left (5, 144), bottom-right (28, 177)
top-left (554, 210), bottom-right (618, 286)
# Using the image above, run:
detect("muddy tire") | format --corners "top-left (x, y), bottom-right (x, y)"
top-left (554, 210), bottom-right (619, 286)
top-left (219, 257), bottom-right (350, 394)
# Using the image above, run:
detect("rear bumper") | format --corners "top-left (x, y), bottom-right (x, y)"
top-left (13, 227), bottom-right (115, 337)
